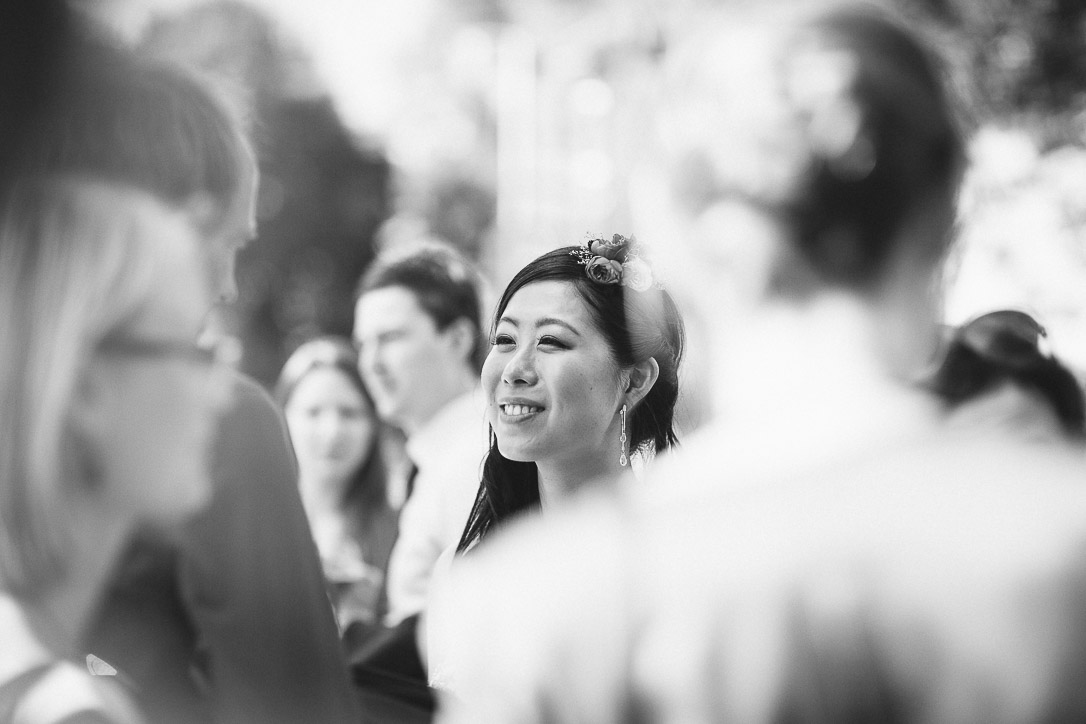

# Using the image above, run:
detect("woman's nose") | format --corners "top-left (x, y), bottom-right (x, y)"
top-left (502, 347), bottom-right (537, 386)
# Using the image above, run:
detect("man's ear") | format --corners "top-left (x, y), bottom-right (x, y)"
top-left (624, 357), bottom-right (660, 410)
top-left (442, 317), bottom-right (479, 366)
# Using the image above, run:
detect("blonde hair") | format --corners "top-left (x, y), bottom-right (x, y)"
top-left (0, 179), bottom-right (177, 598)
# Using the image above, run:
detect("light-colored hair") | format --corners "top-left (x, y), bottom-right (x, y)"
top-left (0, 179), bottom-right (174, 599)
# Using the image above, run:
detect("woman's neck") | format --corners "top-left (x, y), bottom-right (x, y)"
top-left (299, 473), bottom-right (350, 517)
top-left (298, 474), bottom-right (359, 560)
top-left (536, 454), bottom-right (627, 510)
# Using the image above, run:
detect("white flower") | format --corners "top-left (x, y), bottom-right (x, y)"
top-left (621, 257), bottom-right (654, 291)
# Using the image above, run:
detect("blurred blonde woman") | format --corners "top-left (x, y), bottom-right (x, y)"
top-left (0, 179), bottom-right (224, 722)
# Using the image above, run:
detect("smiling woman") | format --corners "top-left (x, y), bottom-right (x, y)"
top-left (487, 282), bottom-right (636, 477)
top-left (456, 235), bottom-right (685, 553)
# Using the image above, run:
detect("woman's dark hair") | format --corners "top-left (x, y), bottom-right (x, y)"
top-left (928, 310), bottom-right (1086, 437)
top-left (780, 6), bottom-right (967, 291)
top-left (457, 245), bottom-right (685, 552)
top-left (275, 336), bottom-right (392, 537)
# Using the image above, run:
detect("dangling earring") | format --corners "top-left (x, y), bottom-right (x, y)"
top-left (618, 404), bottom-right (628, 467)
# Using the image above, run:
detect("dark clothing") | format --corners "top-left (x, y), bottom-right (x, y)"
top-left (349, 615), bottom-right (434, 724)
top-left (85, 373), bottom-right (359, 723)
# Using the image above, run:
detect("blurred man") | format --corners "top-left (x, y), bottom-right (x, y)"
top-left (353, 242), bottom-right (489, 626)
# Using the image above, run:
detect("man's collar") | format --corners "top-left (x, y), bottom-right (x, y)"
top-left (405, 386), bottom-right (485, 467)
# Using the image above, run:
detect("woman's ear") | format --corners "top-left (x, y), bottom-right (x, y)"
top-left (624, 357), bottom-right (661, 410)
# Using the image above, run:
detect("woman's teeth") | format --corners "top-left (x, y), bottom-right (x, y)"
top-left (503, 404), bottom-right (541, 416)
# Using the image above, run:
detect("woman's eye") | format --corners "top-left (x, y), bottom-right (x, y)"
top-left (492, 333), bottom-right (515, 346)
top-left (538, 335), bottom-right (567, 349)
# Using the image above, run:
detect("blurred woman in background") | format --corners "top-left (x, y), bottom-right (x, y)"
top-left (0, 179), bottom-right (224, 722)
top-left (277, 337), bottom-right (398, 642)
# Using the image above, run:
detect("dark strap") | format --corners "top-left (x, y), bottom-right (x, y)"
top-left (0, 663), bottom-right (54, 723)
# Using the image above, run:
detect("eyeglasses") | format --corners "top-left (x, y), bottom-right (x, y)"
top-left (98, 334), bottom-right (219, 367)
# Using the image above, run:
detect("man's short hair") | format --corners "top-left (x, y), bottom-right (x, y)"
top-left (357, 241), bottom-right (486, 372)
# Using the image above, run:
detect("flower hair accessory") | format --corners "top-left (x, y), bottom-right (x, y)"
top-left (570, 234), bottom-right (657, 292)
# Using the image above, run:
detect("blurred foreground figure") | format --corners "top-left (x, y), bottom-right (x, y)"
top-left (438, 4), bottom-right (1086, 722)
top-left (0, 181), bottom-right (224, 722)
top-left (23, 42), bottom-right (359, 722)
top-left (139, 0), bottom-right (392, 387)
top-left (929, 309), bottom-right (1086, 441)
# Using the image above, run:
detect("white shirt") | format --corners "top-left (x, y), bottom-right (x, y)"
top-left (384, 388), bottom-right (489, 624)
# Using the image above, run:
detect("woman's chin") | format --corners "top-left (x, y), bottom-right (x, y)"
top-left (496, 443), bottom-right (537, 464)
top-left (300, 462), bottom-right (358, 489)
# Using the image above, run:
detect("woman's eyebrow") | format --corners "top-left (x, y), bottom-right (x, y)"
top-left (497, 315), bottom-right (581, 336)
top-left (536, 317), bottom-right (581, 336)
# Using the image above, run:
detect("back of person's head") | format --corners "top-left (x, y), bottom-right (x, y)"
top-left (666, 1), bottom-right (965, 294)
top-left (0, 179), bottom-right (209, 599)
top-left (17, 37), bottom-right (254, 243)
top-left (356, 241), bottom-right (486, 371)
top-left (929, 310), bottom-right (1086, 439)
